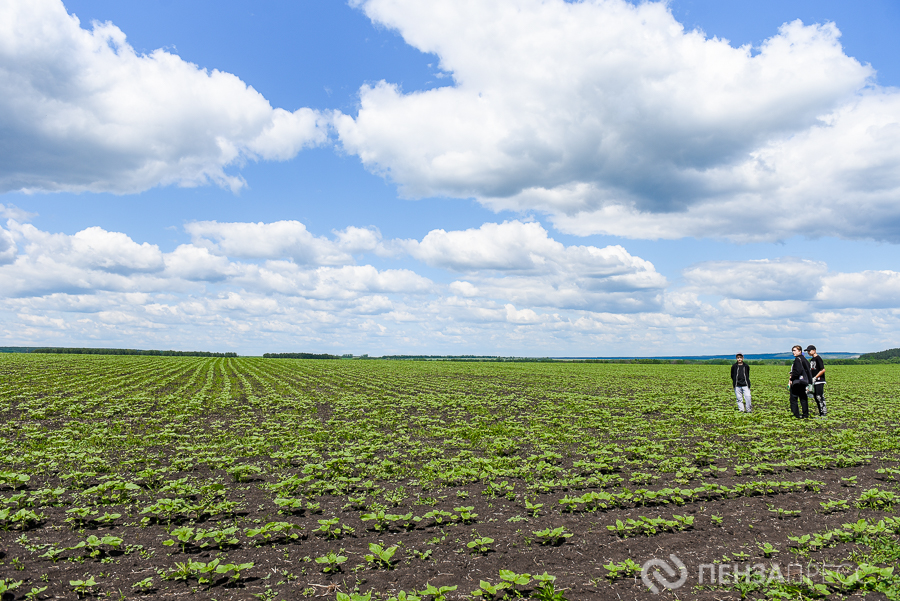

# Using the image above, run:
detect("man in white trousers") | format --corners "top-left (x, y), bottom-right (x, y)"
top-left (730, 353), bottom-right (752, 413)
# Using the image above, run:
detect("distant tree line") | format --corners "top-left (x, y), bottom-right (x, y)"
top-left (784, 346), bottom-right (900, 365)
top-left (382, 355), bottom-right (498, 359)
top-left (857, 347), bottom-right (900, 361)
top-left (31, 348), bottom-right (237, 357)
top-left (263, 352), bottom-right (341, 359)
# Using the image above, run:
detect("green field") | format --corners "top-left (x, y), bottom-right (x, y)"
top-left (1, 355), bottom-right (898, 600)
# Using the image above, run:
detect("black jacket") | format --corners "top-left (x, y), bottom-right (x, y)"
top-left (731, 363), bottom-right (751, 388)
top-left (790, 355), bottom-right (812, 384)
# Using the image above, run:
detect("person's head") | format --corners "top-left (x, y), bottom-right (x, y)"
top-left (735, 353), bottom-right (744, 363)
top-left (792, 345), bottom-right (802, 356)
top-left (805, 345), bottom-right (817, 357)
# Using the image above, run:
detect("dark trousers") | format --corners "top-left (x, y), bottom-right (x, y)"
top-left (813, 383), bottom-right (826, 416)
top-left (789, 382), bottom-right (809, 418)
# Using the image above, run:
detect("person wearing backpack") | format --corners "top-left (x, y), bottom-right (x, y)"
top-left (730, 353), bottom-right (752, 413)
top-left (788, 345), bottom-right (813, 419)
top-left (805, 345), bottom-right (827, 417)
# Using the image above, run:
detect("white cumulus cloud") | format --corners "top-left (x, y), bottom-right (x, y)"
top-left (682, 257), bottom-right (900, 310)
top-left (0, 0), bottom-right (327, 194)
top-left (3, 218), bottom-right (900, 355)
top-left (818, 271), bottom-right (900, 309)
top-left (338, 0), bottom-right (900, 242)
top-left (683, 258), bottom-right (827, 301)
top-left (9, 222), bottom-right (164, 274)
top-left (408, 220), bottom-right (667, 312)
top-left (186, 220), bottom-right (353, 265)
top-left (0, 226), bottom-right (16, 265)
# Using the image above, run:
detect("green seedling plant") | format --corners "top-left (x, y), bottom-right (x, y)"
top-left (524, 499), bottom-right (543, 518)
top-left (23, 585), bottom-right (48, 600)
top-left (824, 564), bottom-right (895, 593)
top-left (471, 579), bottom-right (508, 598)
top-left (528, 574), bottom-right (565, 601)
top-left (273, 496), bottom-right (306, 512)
top-left (361, 510), bottom-right (413, 532)
top-left (226, 464), bottom-right (263, 482)
top-left (132, 577), bottom-right (154, 592)
top-left (364, 542), bottom-right (398, 569)
top-left (767, 504), bottom-right (801, 519)
top-left (0, 472), bottom-right (31, 489)
top-left (162, 525), bottom-right (196, 552)
top-left (787, 534), bottom-right (811, 555)
top-left (0, 508), bottom-right (43, 530)
top-left (168, 558), bottom-right (254, 585)
top-left (197, 526), bottom-right (240, 548)
top-left (385, 591), bottom-right (421, 601)
top-left (500, 569), bottom-right (532, 587)
top-left (454, 506), bottom-right (478, 523)
top-left (246, 521), bottom-right (301, 543)
top-left (418, 583), bottom-right (457, 601)
top-left (421, 509), bottom-right (457, 525)
top-left (484, 481), bottom-right (515, 497)
top-left (607, 519), bottom-right (630, 537)
top-left (95, 512), bottom-right (121, 525)
top-left (38, 546), bottom-right (64, 562)
top-left (857, 487), bottom-right (896, 510)
top-left (819, 499), bottom-right (850, 514)
top-left (471, 570), bottom-right (545, 600)
top-left (466, 536), bottom-right (494, 555)
top-left (604, 559), bottom-right (641, 580)
top-left (64, 507), bottom-right (99, 528)
top-left (81, 479), bottom-right (141, 505)
top-left (876, 467), bottom-right (900, 480)
top-left (69, 534), bottom-right (123, 558)
top-left (532, 526), bottom-right (572, 545)
top-left (383, 487), bottom-right (407, 506)
top-left (315, 551), bottom-right (348, 573)
top-left (629, 472), bottom-right (655, 484)
top-left (69, 576), bottom-right (98, 597)
top-left (344, 494), bottom-right (369, 510)
top-left (757, 542), bottom-right (779, 558)
top-left (0, 579), bottom-right (23, 595)
top-left (2, 492), bottom-right (33, 510)
top-left (314, 517), bottom-right (346, 539)
top-left (337, 593), bottom-right (373, 601)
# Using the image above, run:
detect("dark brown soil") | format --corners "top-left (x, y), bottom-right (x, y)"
top-left (1, 463), bottom-right (896, 601)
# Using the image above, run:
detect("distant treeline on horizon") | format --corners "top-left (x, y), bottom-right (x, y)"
top-left (1, 346), bottom-right (898, 364)
top-left (26, 348), bottom-right (238, 357)
top-left (259, 348), bottom-right (900, 364)
top-left (263, 352), bottom-right (345, 359)
top-left (842, 347), bottom-right (900, 364)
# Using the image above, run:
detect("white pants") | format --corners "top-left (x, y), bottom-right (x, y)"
top-left (735, 386), bottom-right (752, 412)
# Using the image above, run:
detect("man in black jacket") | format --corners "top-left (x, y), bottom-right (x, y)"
top-left (730, 353), bottom-right (752, 413)
top-left (789, 345), bottom-right (812, 419)
top-left (805, 345), bottom-right (827, 417)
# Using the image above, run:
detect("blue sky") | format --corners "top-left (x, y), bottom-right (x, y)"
top-left (1, 0), bottom-right (899, 356)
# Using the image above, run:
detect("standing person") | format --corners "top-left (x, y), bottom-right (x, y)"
top-left (730, 353), bottom-right (752, 413)
top-left (788, 345), bottom-right (812, 419)
top-left (805, 345), bottom-right (827, 417)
